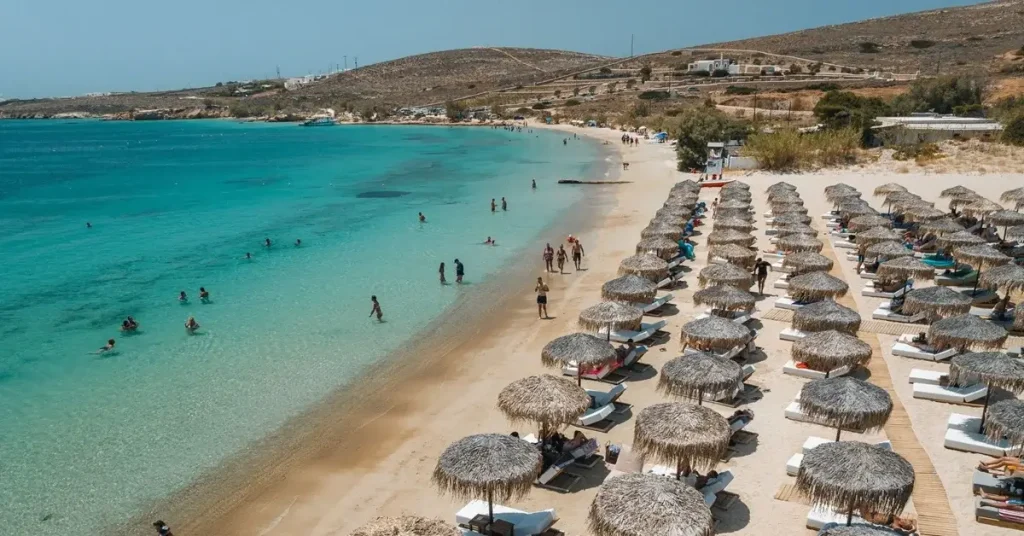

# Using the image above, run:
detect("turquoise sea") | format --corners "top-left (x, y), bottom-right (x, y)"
top-left (0, 120), bottom-right (603, 535)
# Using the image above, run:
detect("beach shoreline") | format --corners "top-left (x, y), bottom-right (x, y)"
top-left (116, 123), bottom-right (647, 536)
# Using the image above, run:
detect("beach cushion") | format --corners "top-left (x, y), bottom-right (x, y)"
top-left (806, 507), bottom-right (868, 530)
top-left (780, 328), bottom-right (807, 342)
top-left (871, 306), bottom-right (925, 323)
top-left (455, 500), bottom-right (556, 535)
top-left (783, 360), bottom-right (851, 380)
top-left (579, 403), bottom-right (615, 426)
top-left (945, 413), bottom-right (1013, 456)
top-left (891, 341), bottom-right (957, 362)
top-left (775, 297), bottom-right (807, 310)
top-left (908, 369), bottom-right (946, 385)
top-left (913, 382), bottom-right (987, 404)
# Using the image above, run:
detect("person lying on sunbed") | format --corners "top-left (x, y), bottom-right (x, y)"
top-left (908, 332), bottom-right (931, 349)
top-left (861, 512), bottom-right (918, 534)
top-left (727, 409), bottom-right (754, 427)
top-left (563, 430), bottom-right (590, 453)
top-left (889, 294), bottom-right (907, 314)
top-left (693, 470), bottom-right (720, 490)
top-left (979, 456), bottom-right (1024, 476)
top-left (875, 278), bottom-right (909, 293)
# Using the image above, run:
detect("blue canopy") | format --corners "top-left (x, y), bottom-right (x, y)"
top-left (653, 132), bottom-right (668, 140)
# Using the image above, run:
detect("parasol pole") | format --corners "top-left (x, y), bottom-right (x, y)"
top-left (979, 385), bottom-right (992, 432)
top-left (971, 260), bottom-right (985, 296)
top-left (835, 427), bottom-right (843, 442)
top-left (487, 487), bottom-right (494, 528)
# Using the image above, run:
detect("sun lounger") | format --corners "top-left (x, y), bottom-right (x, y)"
top-left (806, 507), bottom-right (868, 530)
top-left (859, 271), bottom-right (878, 280)
top-left (642, 294), bottom-right (674, 314)
top-left (908, 369), bottom-right (947, 385)
top-left (834, 239), bottom-right (858, 249)
top-left (771, 260), bottom-right (789, 272)
top-left (656, 276), bottom-right (679, 289)
top-left (774, 279), bottom-right (789, 290)
top-left (686, 345), bottom-right (743, 360)
top-left (700, 471), bottom-right (734, 507)
top-left (588, 384), bottom-right (629, 415)
top-left (872, 306), bottom-right (926, 323)
top-left (821, 211), bottom-right (839, 220)
top-left (578, 402), bottom-right (616, 430)
top-left (780, 328), bottom-right (807, 342)
top-left (775, 296), bottom-right (809, 310)
top-left (784, 401), bottom-right (813, 424)
top-left (936, 269), bottom-right (978, 287)
top-left (861, 281), bottom-right (911, 299)
top-left (455, 500), bottom-right (557, 535)
top-left (667, 258), bottom-right (683, 269)
top-left (923, 256), bottom-right (957, 270)
top-left (974, 495), bottom-right (1024, 528)
top-left (562, 362), bottom-right (629, 384)
top-left (536, 455), bottom-right (583, 493)
top-left (783, 360), bottom-right (851, 380)
top-left (891, 339), bottom-right (957, 362)
top-left (622, 345), bottom-right (648, 368)
top-left (846, 253), bottom-right (861, 262)
top-left (913, 382), bottom-right (988, 405)
top-left (607, 444), bottom-right (642, 478)
top-left (597, 320), bottom-right (667, 344)
top-left (973, 470), bottom-right (1009, 495)
top-left (945, 413), bottom-right (1015, 456)
top-left (696, 309), bottom-right (752, 324)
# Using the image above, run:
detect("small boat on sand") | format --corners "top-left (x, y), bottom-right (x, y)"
top-left (700, 178), bottom-right (736, 188)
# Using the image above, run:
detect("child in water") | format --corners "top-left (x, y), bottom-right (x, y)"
top-left (95, 339), bottom-right (116, 353)
top-left (185, 316), bottom-right (200, 333)
top-left (369, 296), bottom-right (383, 322)
top-left (178, 291), bottom-right (188, 303)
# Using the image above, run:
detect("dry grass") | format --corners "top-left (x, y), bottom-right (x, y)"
top-left (862, 138), bottom-right (1024, 174)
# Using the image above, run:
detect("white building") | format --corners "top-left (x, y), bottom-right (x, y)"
top-left (873, 114), bottom-right (1003, 145)
top-left (688, 58), bottom-right (734, 74)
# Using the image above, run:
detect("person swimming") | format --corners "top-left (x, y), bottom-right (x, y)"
top-left (419, 212), bottom-right (426, 223)
top-left (484, 237), bottom-right (496, 245)
top-left (295, 238), bottom-right (302, 247)
top-left (96, 339), bottom-right (116, 353)
top-left (121, 316), bottom-right (139, 331)
top-left (178, 291), bottom-right (187, 303)
top-left (86, 222), bottom-right (92, 228)
top-left (185, 316), bottom-right (200, 333)
top-left (245, 252), bottom-right (252, 260)
top-left (265, 238), bottom-right (272, 247)
top-left (199, 287), bottom-right (210, 301)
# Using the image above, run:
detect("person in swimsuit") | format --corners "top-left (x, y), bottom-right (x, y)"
top-left (490, 199), bottom-right (496, 212)
top-left (753, 258), bottom-right (771, 295)
top-left (535, 277), bottom-right (549, 319)
top-left (199, 287), bottom-right (210, 302)
top-left (96, 339), bottom-right (116, 353)
top-left (245, 252), bottom-right (252, 260)
top-left (185, 316), bottom-right (200, 333)
top-left (484, 237), bottom-right (496, 245)
top-left (571, 240), bottom-right (585, 270)
top-left (531, 179), bottom-right (536, 189)
top-left (455, 258), bottom-right (465, 283)
top-left (419, 212), bottom-right (426, 223)
top-left (86, 222), bottom-right (92, 228)
top-left (265, 238), bottom-right (272, 248)
top-left (543, 243), bottom-right (554, 272)
top-left (501, 197), bottom-right (507, 211)
top-left (439, 262), bottom-right (446, 284)
top-left (295, 239), bottom-right (302, 247)
top-left (178, 291), bottom-right (188, 303)
top-left (153, 520), bottom-right (173, 536)
top-left (556, 245), bottom-right (568, 274)
top-left (369, 296), bottom-right (383, 322)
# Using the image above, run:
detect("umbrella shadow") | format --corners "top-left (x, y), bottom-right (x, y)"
top-left (752, 292), bottom-right (777, 301)
top-left (849, 367), bottom-right (873, 382)
top-left (712, 495), bottom-right (751, 533)
top-left (745, 319), bottom-right (765, 331)
top-left (624, 364), bottom-right (658, 383)
top-left (649, 303), bottom-right (681, 318)
top-left (571, 460), bottom-right (612, 493)
top-left (673, 265), bottom-right (694, 274)
top-left (737, 347), bottom-right (768, 365)
top-left (727, 433), bottom-right (759, 460)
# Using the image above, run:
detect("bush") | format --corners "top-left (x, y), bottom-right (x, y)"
top-left (859, 42), bottom-right (881, 53)
top-left (638, 90), bottom-right (671, 101)
top-left (445, 99), bottom-right (467, 120)
top-left (893, 143), bottom-right (944, 164)
top-left (671, 50), bottom-right (682, 56)
top-left (724, 86), bottom-right (757, 96)
top-left (1003, 114), bottom-right (1024, 146)
top-left (789, 64), bottom-right (803, 74)
top-left (599, 67), bottom-right (612, 74)
top-left (711, 69), bottom-right (729, 78)
top-left (892, 75), bottom-right (985, 115)
top-left (639, 66), bottom-right (652, 82)
top-left (564, 99), bottom-right (581, 107)
top-left (910, 40), bottom-right (935, 49)
top-left (531, 102), bottom-right (549, 110)
top-left (813, 91), bottom-right (891, 145)
top-left (746, 128), bottom-right (860, 170)
top-left (666, 108), bottom-right (750, 170)
top-left (953, 104), bottom-right (985, 117)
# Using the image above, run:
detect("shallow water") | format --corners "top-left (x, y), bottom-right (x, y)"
top-left (0, 120), bottom-right (601, 534)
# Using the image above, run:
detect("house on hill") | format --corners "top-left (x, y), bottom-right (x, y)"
top-left (872, 114), bottom-right (1003, 145)
top-left (688, 58), bottom-right (734, 74)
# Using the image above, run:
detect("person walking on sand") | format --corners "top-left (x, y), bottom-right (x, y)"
top-left (501, 197), bottom-right (507, 211)
top-left (571, 239), bottom-right (585, 271)
top-left (753, 258), bottom-right (772, 295)
top-left (491, 199), bottom-right (496, 213)
top-left (535, 277), bottom-right (550, 319)
top-left (454, 258), bottom-right (465, 284)
top-left (543, 243), bottom-right (555, 272)
top-left (369, 296), bottom-right (383, 322)
top-left (153, 520), bottom-right (173, 536)
top-left (556, 244), bottom-right (568, 274)
top-left (439, 262), bottom-right (447, 284)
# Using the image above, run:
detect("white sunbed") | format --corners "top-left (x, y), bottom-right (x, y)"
top-left (945, 413), bottom-right (1016, 457)
top-left (772, 260), bottom-right (791, 272)
top-left (455, 500), bottom-right (557, 535)
top-left (561, 362), bottom-right (627, 383)
top-left (783, 360), bottom-right (851, 380)
top-left (834, 239), bottom-right (858, 249)
top-left (859, 271), bottom-right (878, 280)
top-left (597, 320), bottom-right (667, 343)
top-left (871, 305), bottom-right (926, 323)
top-left (700, 470), bottom-right (735, 507)
top-left (695, 309), bottom-right (752, 325)
top-left (806, 507), bottom-right (868, 530)
top-left (667, 258), bottom-right (683, 269)
top-left (622, 345), bottom-right (648, 368)
top-left (891, 336), bottom-right (958, 362)
top-left (779, 327), bottom-right (807, 342)
top-left (784, 401), bottom-right (813, 424)
top-left (642, 294), bottom-right (674, 314)
top-left (685, 345), bottom-right (742, 361)
top-left (846, 253), bottom-right (861, 262)
top-left (656, 276), bottom-right (679, 289)
top-left (821, 212), bottom-right (839, 220)
top-left (909, 369), bottom-right (947, 385)
top-left (588, 384), bottom-right (627, 410)
top-left (578, 402), bottom-right (615, 427)
top-left (774, 277), bottom-right (790, 290)
top-left (861, 282), bottom-right (911, 299)
top-left (913, 382), bottom-right (988, 405)
top-left (775, 296), bottom-right (808, 310)
top-left (765, 228), bottom-right (779, 236)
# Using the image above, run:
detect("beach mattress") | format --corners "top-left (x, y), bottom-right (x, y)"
top-left (779, 328), bottom-right (807, 342)
top-left (775, 297), bottom-right (807, 310)
top-left (908, 369), bottom-right (946, 385)
top-left (913, 382), bottom-right (987, 404)
top-left (871, 307), bottom-right (925, 323)
top-left (578, 403), bottom-right (615, 426)
top-left (945, 413), bottom-right (1013, 457)
top-left (806, 508), bottom-right (868, 530)
top-left (587, 384), bottom-right (627, 409)
top-left (783, 360), bottom-right (850, 380)
top-left (892, 341), bottom-right (957, 362)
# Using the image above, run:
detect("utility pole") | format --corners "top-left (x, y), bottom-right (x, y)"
top-left (276, 66), bottom-right (281, 79)
top-left (355, 57), bottom-right (359, 68)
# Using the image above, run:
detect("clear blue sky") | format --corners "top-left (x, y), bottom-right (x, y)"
top-left (0, 0), bottom-right (984, 99)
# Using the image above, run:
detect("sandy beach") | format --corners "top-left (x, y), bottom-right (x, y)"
top-left (156, 123), bottom-right (1024, 536)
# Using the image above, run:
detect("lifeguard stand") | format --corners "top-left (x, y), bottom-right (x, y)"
top-left (705, 142), bottom-right (725, 180)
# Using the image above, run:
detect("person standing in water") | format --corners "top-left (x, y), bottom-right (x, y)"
top-left (556, 244), bottom-right (568, 274)
top-left (490, 199), bottom-right (496, 213)
top-left (185, 316), bottom-right (200, 333)
top-left (535, 277), bottom-right (550, 319)
top-left (439, 262), bottom-right (446, 284)
top-left (245, 252), bottom-right (252, 260)
top-left (264, 238), bottom-right (272, 248)
top-left (369, 295), bottom-right (383, 322)
top-left (199, 287), bottom-right (210, 302)
top-left (86, 222), bottom-right (92, 228)
top-left (531, 179), bottom-right (536, 190)
top-left (753, 258), bottom-right (772, 295)
top-left (571, 239), bottom-right (585, 271)
top-left (501, 197), bottom-right (507, 211)
top-left (454, 258), bottom-right (465, 284)
top-left (295, 239), bottom-right (302, 247)
top-left (543, 243), bottom-right (554, 272)
top-left (95, 339), bottom-right (116, 354)
top-left (178, 291), bottom-right (188, 303)
top-left (418, 212), bottom-right (426, 223)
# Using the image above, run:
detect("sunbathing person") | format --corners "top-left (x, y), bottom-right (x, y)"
top-left (979, 456), bottom-right (1024, 475)
top-left (727, 409), bottom-right (754, 427)
top-left (875, 278), bottom-right (908, 293)
top-left (563, 430), bottom-right (590, 453)
top-left (694, 470), bottom-right (720, 490)
top-left (862, 511), bottom-right (918, 534)
top-left (615, 339), bottom-right (637, 364)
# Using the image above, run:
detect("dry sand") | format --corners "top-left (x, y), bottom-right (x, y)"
top-left (168, 124), bottom-right (1024, 536)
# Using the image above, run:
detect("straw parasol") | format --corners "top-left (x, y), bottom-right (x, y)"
top-left (928, 314), bottom-right (1008, 351)
top-left (824, 183), bottom-right (856, 194)
top-left (949, 352), bottom-right (1024, 433)
top-left (1017, 302), bottom-right (1024, 332)
top-left (641, 224), bottom-right (685, 240)
top-left (963, 199), bottom-right (1004, 219)
top-left (698, 262), bottom-right (753, 289)
top-left (541, 333), bottom-right (617, 386)
top-left (770, 196), bottom-right (805, 207)
top-left (497, 375), bottom-right (591, 434)
top-left (797, 441), bottom-right (914, 526)
top-left (792, 330), bottom-right (872, 375)
top-left (777, 223), bottom-right (817, 237)
top-left (1009, 225), bottom-right (1024, 241)
top-left (876, 256), bottom-right (936, 283)
top-left (864, 241), bottom-right (914, 260)
top-left (983, 400), bottom-right (1024, 449)
top-left (707, 229), bottom-right (756, 247)
top-left (941, 185), bottom-right (975, 198)
top-left (954, 244), bottom-right (1011, 295)
top-left (773, 213), bottom-right (812, 225)
top-left (884, 191), bottom-right (922, 207)
top-left (902, 205), bottom-right (946, 222)
top-left (950, 191), bottom-right (985, 208)
top-left (768, 190), bottom-right (802, 203)
top-left (778, 235), bottom-right (824, 253)
top-left (874, 183), bottom-right (908, 196)
top-left (980, 263), bottom-right (1024, 293)
top-left (719, 189), bottom-right (752, 200)
top-left (853, 227), bottom-right (903, 248)
top-left (937, 230), bottom-right (984, 249)
top-left (658, 351), bottom-right (744, 404)
top-left (657, 206), bottom-right (692, 219)
top-left (693, 284), bottom-right (755, 312)
top-left (772, 205), bottom-right (810, 216)
top-left (352, 516), bottom-right (459, 536)
top-left (783, 252), bottom-right (834, 275)
top-left (798, 376), bottom-right (892, 440)
top-left (1002, 187), bottom-right (1024, 204)
top-left (793, 300), bottom-right (861, 334)
top-left (602, 274), bottom-right (658, 304)
top-left (588, 472), bottom-right (714, 536)
top-left (715, 208), bottom-right (754, 221)
top-left (680, 316), bottom-right (754, 352)
top-left (989, 210), bottom-right (1024, 239)
top-left (708, 244), bottom-right (756, 268)
top-left (432, 434), bottom-right (542, 526)
top-left (840, 204), bottom-right (877, 218)
top-left (819, 525), bottom-right (909, 536)
top-left (902, 286), bottom-right (972, 319)
top-left (768, 181), bottom-right (798, 193)
top-left (579, 301), bottom-right (644, 340)
top-left (634, 402), bottom-right (731, 477)
top-left (918, 217), bottom-right (963, 235)
top-left (618, 254), bottom-right (669, 282)
top-left (713, 217), bottom-right (754, 232)
top-left (721, 181), bottom-right (749, 190)
top-left (673, 179), bottom-right (701, 191)
top-left (788, 272), bottom-right (849, 302)
top-left (827, 190), bottom-right (863, 204)
top-left (718, 199), bottom-right (750, 210)
top-left (847, 215), bottom-right (892, 232)
top-left (636, 237), bottom-right (680, 260)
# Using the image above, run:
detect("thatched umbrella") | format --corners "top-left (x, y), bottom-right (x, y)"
top-left (884, 192), bottom-right (922, 212)
top-left (1002, 187), bottom-right (1024, 204)
top-left (794, 300), bottom-right (862, 334)
top-left (980, 263), bottom-right (1024, 317)
top-left (588, 472), bottom-right (714, 536)
top-left (657, 206), bottom-right (692, 220)
top-left (950, 191), bottom-right (985, 209)
top-left (693, 284), bottom-right (755, 312)
top-left (989, 210), bottom-right (1024, 239)
top-left (497, 375), bottom-right (591, 435)
top-left (783, 252), bottom-right (834, 275)
top-left (433, 434), bottom-right (542, 526)
top-left (798, 377), bottom-right (892, 440)
top-left (928, 314), bottom-right (1008, 351)
top-left (698, 262), bottom-right (753, 289)
top-left (853, 227), bottom-right (903, 248)
top-left (1008, 225), bottom-right (1024, 241)
top-left (827, 190), bottom-right (863, 204)
top-left (772, 205), bottom-right (810, 216)
top-left (941, 185), bottom-right (975, 198)
top-left (902, 205), bottom-right (946, 222)
top-left (954, 244), bottom-right (1012, 295)
top-left (352, 516), bottom-right (459, 536)
top-left (797, 441), bottom-right (914, 526)
top-left (673, 179), bottom-right (701, 192)
top-left (634, 402), bottom-right (731, 478)
top-left (768, 191), bottom-right (802, 203)
top-left (818, 526), bottom-right (909, 536)
top-left (602, 274), bottom-right (658, 304)
top-left (778, 235), bottom-right (824, 253)
top-left (618, 254), bottom-right (669, 282)
top-left (949, 352), bottom-right (1024, 432)
top-left (708, 244), bottom-right (756, 268)
top-left (937, 230), bottom-right (984, 250)
top-left (718, 199), bottom-right (751, 210)
top-left (713, 217), bottom-right (754, 232)
top-left (793, 330), bottom-right (872, 376)
top-left (983, 400), bottom-right (1024, 450)
top-left (773, 213), bottom-right (812, 226)
top-left (658, 351), bottom-right (744, 405)
top-left (874, 183), bottom-right (908, 196)
top-left (721, 181), bottom-right (749, 190)
top-left (903, 286), bottom-right (972, 320)
top-left (720, 189), bottom-right (752, 200)
top-left (876, 256), bottom-right (936, 283)
top-left (680, 315), bottom-right (753, 352)
top-left (841, 204), bottom-right (878, 218)
top-left (1016, 302), bottom-right (1024, 332)
top-left (636, 237), bottom-right (680, 260)
top-left (777, 223), bottom-right (817, 237)
top-left (918, 217), bottom-right (963, 235)
top-left (579, 301), bottom-right (644, 341)
top-left (715, 208), bottom-right (754, 221)
top-left (768, 181), bottom-right (798, 193)
top-left (770, 196), bottom-right (805, 207)
top-left (707, 229), bottom-right (756, 247)
top-left (847, 215), bottom-right (892, 232)
top-left (541, 332), bottom-right (618, 386)
top-left (963, 199), bottom-right (1004, 219)
top-left (864, 241), bottom-right (914, 260)
top-left (664, 197), bottom-right (697, 209)
top-left (789, 271), bottom-right (849, 302)
top-left (641, 224), bottom-right (685, 240)
top-left (824, 183), bottom-right (856, 195)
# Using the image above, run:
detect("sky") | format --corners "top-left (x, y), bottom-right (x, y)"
top-left (0, 0), bottom-right (985, 99)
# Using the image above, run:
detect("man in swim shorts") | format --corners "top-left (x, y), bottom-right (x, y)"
top-left (571, 240), bottom-right (585, 271)
top-left (753, 257), bottom-right (772, 295)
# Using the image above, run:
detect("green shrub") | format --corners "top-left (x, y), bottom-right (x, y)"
top-left (638, 90), bottom-right (671, 101)
top-left (671, 51), bottom-right (682, 56)
top-left (892, 75), bottom-right (986, 115)
top-left (599, 67), bottom-right (612, 74)
top-left (1003, 114), bottom-right (1024, 146)
top-left (746, 128), bottom-right (860, 170)
top-left (531, 102), bottom-right (549, 110)
top-left (564, 99), bottom-right (581, 107)
top-left (639, 66), bottom-right (653, 82)
top-left (859, 42), bottom-right (881, 53)
top-left (711, 69), bottom-right (729, 78)
top-left (666, 108), bottom-right (750, 170)
top-left (910, 40), bottom-right (935, 49)
top-left (725, 86), bottom-right (757, 96)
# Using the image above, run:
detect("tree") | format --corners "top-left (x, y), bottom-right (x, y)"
top-left (599, 66), bottom-right (612, 74)
top-left (1002, 114), bottom-right (1024, 146)
top-left (639, 65), bottom-right (653, 82)
top-left (588, 86), bottom-right (597, 95)
top-left (554, 90), bottom-right (562, 98)
top-left (789, 64), bottom-right (803, 74)
top-left (859, 42), bottom-right (881, 53)
top-left (892, 75), bottom-right (986, 115)
top-left (667, 108), bottom-right (750, 170)
top-left (608, 82), bottom-right (618, 93)
top-left (813, 90), bottom-right (892, 145)
top-left (445, 99), bottom-right (467, 121)
top-left (626, 79), bottom-right (637, 89)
